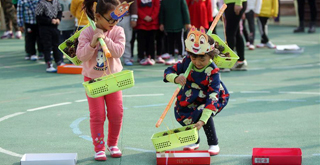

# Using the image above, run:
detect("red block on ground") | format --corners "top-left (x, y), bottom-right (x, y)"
top-left (252, 148), bottom-right (302, 165)
top-left (156, 150), bottom-right (210, 165)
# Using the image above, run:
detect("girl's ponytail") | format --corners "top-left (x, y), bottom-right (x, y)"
top-left (83, 0), bottom-right (98, 20)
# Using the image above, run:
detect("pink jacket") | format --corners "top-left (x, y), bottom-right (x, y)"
top-left (77, 26), bottom-right (125, 79)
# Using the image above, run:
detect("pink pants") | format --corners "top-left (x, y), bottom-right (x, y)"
top-left (84, 76), bottom-right (123, 152)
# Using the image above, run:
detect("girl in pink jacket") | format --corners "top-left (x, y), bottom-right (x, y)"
top-left (76, 0), bottom-right (126, 161)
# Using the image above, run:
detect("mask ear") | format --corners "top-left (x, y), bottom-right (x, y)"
top-left (200, 26), bottom-right (205, 33)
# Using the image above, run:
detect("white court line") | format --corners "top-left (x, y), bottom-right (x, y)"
top-left (75, 99), bottom-right (87, 102)
top-left (123, 94), bottom-right (164, 97)
top-left (247, 99), bottom-right (306, 102)
top-left (74, 94), bottom-right (164, 102)
top-left (134, 103), bottom-right (167, 108)
top-left (241, 91), bottom-right (271, 93)
top-left (0, 112), bottom-right (25, 122)
top-left (41, 91), bottom-right (76, 97)
top-left (27, 102), bottom-right (72, 112)
top-left (125, 147), bottom-right (155, 153)
top-left (312, 154), bottom-right (320, 156)
top-left (279, 91), bottom-right (320, 95)
top-left (272, 64), bottom-right (316, 70)
top-left (0, 147), bottom-right (22, 157)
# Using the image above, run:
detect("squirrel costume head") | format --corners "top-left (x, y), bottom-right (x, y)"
top-left (185, 26), bottom-right (215, 55)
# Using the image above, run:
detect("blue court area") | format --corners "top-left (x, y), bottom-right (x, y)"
top-left (0, 17), bottom-right (319, 165)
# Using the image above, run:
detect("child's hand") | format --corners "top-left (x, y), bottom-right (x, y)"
top-left (174, 75), bottom-right (186, 86)
top-left (51, 19), bottom-right (57, 24)
top-left (234, 5), bottom-right (243, 15)
top-left (144, 16), bottom-right (152, 22)
top-left (90, 28), bottom-right (105, 48)
top-left (185, 24), bottom-right (191, 30)
top-left (194, 121), bottom-right (205, 130)
top-left (55, 19), bottom-right (60, 25)
top-left (160, 24), bottom-right (164, 31)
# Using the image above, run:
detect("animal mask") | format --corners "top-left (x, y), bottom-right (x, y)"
top-left (111, 1), bottom-right (133, 20)
top-left (185, 26), bottom-right (214, 55)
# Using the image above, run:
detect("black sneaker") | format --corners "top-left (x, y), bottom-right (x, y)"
top-left (308, 26), bottom-right (316, 33)
top-left (293, 27), bottom-right (305, 33)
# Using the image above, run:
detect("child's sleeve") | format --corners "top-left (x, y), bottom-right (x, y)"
top-left (70, 0), bottom-right (78, 17)
top-left (272, 0), bottom-right (279, 17)
top-left (206, 0), bottom-right (213, 23)
top-left (164, 56), bottom-right (191, 83)
top-left (181, 0), bottom-right (191, 25)
top-left (254, 0), bottom-right (262, 14)
top-left (159, 0), bottom-right (164, 24)
top-left (204, 70), bottom-right (221, 116)
top-left (17, 0), bottom-right (24, 27)
top-left (57, 4), bottom-right (62, 20)
top-left (137, 2), bottom-right (148, 20)
top-left (150, 0), bottom-right (160, 21)
top-left (103, 27), bottom-right (125, 58)
top-left (76, 28), bottom-right (98, 62)
top-left (235, 0), bottom-right (243, 6)
top-left (35, 3), bottom-right (53, 25)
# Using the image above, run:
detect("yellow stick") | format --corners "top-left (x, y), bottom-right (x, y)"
top-left (207, 4), bottom-right (227, 34)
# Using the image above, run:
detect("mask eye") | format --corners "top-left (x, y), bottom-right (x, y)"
top-left (200, 35), bottom-right (206, 45)
top-left (189, 34), bottom-right (195, 42)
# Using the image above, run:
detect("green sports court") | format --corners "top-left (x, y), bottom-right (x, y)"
top-left (0, 16), bottom-right (319, 165)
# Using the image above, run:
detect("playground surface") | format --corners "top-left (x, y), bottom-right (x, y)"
top-left (0, 17), bottom-right (319, 165)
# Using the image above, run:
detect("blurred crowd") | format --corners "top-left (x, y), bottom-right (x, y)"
top-left (0, 0), bottom-right (317, 72)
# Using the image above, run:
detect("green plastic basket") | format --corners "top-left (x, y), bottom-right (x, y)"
top-left (58, 24), bottom-right (89, 66)
top-left (209, 34), bottom-right (239, 69)
top-left (151, 125), bottom-right (198, 152)
top-left (83, 70), bottom-right (134, 98)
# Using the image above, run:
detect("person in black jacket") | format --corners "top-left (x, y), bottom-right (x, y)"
top-left (35, 0), bottom-right (63, 72)
top-left (293, 0), bottom-right (317, 33)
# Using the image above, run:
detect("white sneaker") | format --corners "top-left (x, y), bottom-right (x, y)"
top-left (248, 45), bottom-right (255, 50)
top-left (30, 55), bottom-right (38, 61)
top-left (149, 59), bottom-right (155, 65)
top-left (208, 145), bottom-right (220, 155)
top-left (1, 31), bottom-right (13, 39)
top-left (266, 41), bottom-right (276, 49)
top-left (107, 146), bottom-right (122, 158)
top-left (256, 43), bottom-right (265, 48)
top-left (246, 42), bottom-right (250, 47)
top-left (165, 57), bottom-right (175, 65)
top-left (94, 151), bottom-right (107, 161)
top-left (231, 60), bottom-right (248, 71)
top-left (161, 53), bottom-right (171, 59)
top-left (177, 55), bottom-right (183, 63)
top-left (174, 49), bottom-right (179, 54)
top-left (15, 31), bottom-right (22, 39)
top-left (155, 56), bottom-right (165, 63)
top-left (219, 68), bottom-right (231, 72)
top-left (46, 63), bottom-right (57, 73)
top-left (124, 59), bottom-right (133, 66)
top-left (183, 143), bottom-right (200, 151)
top-left (25, 56), bottom-right (30, 60)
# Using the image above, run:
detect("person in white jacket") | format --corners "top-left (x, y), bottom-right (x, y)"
top-left (242, 0), bottom-right (261, 50)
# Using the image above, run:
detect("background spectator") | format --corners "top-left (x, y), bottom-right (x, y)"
top-left (256, 0), bottom-right (278, 49)
top-left (159, 0), bottom-right (191, 65)
top-left (17, 0), bottom-right (44, 60)
top-left (293, 0), bottom-right (317, 33)
top-left (117, 0), bottom-right (138, 66)
top-left (0, 0), bottom-right (22, 39)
